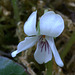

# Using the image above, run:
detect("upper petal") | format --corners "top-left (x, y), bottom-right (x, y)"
top-left (34, 39), bottom-right (52, 64)
top-left (46, 36), bottom-right (64, 67)
top-left (24, 11), bottom-right (37, 36)
top-left (11, 36), bottom-right (38, 57)
top-left (40, 11), bottom-right (64, 37)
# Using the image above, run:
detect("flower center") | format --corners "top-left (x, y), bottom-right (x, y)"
top-left (42, 35), bottom-right (45, 38)
top-left (42, 35), bottom-right (46, 42)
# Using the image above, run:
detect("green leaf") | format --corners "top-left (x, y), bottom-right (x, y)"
top-left (0, 56), bottom-right (29, 75)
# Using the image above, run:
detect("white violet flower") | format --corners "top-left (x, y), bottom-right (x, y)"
top-left (11, 11), bottom-right (64, 67)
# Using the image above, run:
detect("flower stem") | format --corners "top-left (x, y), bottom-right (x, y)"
top-left (11, 0), bottom-right (20, 22)
top-left (60, 31), bottom-right (75, 60)
top-left (46, 60), bottom-right (52, 75)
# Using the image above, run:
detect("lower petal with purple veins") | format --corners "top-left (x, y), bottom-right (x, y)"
top-left (34, 39), bottom-right (52, 64)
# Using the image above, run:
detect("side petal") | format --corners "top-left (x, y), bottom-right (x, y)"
top-left (40, 11), bottom-right (64, 37)
top-left (46, 36), bottom-right (64, 67)
top-left (34, 40), bottom-right (52, 64)
top-left (24, 11), bottom-right (37, 36)
top-left (11, 36), bottom-right (38, 57)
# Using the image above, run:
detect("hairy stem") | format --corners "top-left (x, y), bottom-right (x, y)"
top-left (46, 60), bottom-right (52, 75)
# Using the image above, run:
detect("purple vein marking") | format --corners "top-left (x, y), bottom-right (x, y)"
top-left (41, 42), bottom-right (45, 52)
top-left (45, 43), bottom-right (46, 52)
top-left (38, 36), bottom-right (50, 54)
